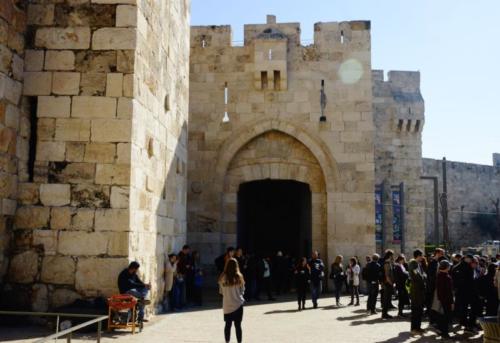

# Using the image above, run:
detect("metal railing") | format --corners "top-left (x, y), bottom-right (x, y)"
top-left (0, 310), bottom-right (108, 343)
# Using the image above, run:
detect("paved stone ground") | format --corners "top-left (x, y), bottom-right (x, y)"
top-left (0, 295), bottom-right (484, 343)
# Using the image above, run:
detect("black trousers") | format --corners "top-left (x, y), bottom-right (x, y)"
top-left (297, 285), bottom-right (306, 307)
top-left (259, 277), bottom-right (273, 300)
top-left (224, 306), bottom-right (243, 343)
top-left (367, 283), bottom-right (379, 312)
top-left (411, 304), bottom-right (424, 330)
top-left (438, 305), bottom-right (452, 336)
top-left (382, 285), bottom-right (394, 315)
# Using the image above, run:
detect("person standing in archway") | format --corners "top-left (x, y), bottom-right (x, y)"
top-left (294, 257), bottom-right (311, 310)
top-left (309, 251), bottom-right (325, 309)
top-left (219, 258), bottom-right (245, 343)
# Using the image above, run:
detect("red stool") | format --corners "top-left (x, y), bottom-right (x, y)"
top-left (107, 295), bottom-right (138, 334)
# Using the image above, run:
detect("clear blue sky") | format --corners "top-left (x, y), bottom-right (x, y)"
top-left (191, 0), bottom-right (500, 165)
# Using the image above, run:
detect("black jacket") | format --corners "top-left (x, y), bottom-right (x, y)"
top-left (118, 268), bottom-right (145, 294)
top-left (365, 261), bottom-right (382, 283)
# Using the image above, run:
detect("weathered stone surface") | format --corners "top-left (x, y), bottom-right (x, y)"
top-left (71, 96), bottom-right (116, 118)
top-left (70, 184), bottom-right (110, 208)
top-left (40, 183), bottom-right (71, 206)
top-left (51, 288), bottom-right (81, 308)
top-left (8, 250), bottom-right (39, 283)
top-left (116, 50), bottom-right (134, 73)
top-left (84, 143), bottom-right (115, 163)
top-left (48, 162), bottom-right (95, 184)
top-left (116, 5), bottom-right (137, 27)
top-left (54, 118), bottom-right (90, 142)
top-left (110, 186), bottom-right (128, 208)
top-left (37, 96), bottom-right (71, 118)
top-left (17, 183), bottom-right (40, 205)
top-left (23, 72), bottom-right (52, 96)
top-left (94, 209), bottom-right (129, 231)
top-left (54, 4), bottom-right (115, 27)
top-left (24, 49), bottom-right (44, 72)
top-left (33, 229), bottom-right (58, 255)
top-left (15, 206), bottom-right (50, 229)
top-left (91, 119), bottom-right (131, 142)
top-left (36, 141), bottom-right (66, 161)
top-left (41, 256), bottom-right (75, 284)
top-left (79, 72), bottom-right (106, 95)
top-left (31, 284), bottom-right (49, 312)
top-left (44, 50), bottom-right (75, 71)
top-left (75, 51), bottom-right (116, 73)
top-left (52, 72), bottom-right (80, 95)
top-left (35, 27), bottom-right (91, 50)
top-left (92, 28), bottom-right (137, 50)
top-left (95, 164), bottom-right (130, 185)
top-left (27, 4), bottom-right (55, 26)
top-left (75, 257), bottom-right (127, 295)
top-left (58, 231), bottom-right (108, 255)
top-left (105, 73), bottom-right (123, 97)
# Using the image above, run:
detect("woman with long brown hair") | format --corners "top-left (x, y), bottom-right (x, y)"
top-left (330, 255), bottom-right (345, 306)
top-left (219, 258), bottom-right (245, 343)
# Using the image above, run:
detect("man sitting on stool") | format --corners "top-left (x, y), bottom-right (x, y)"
top-left (118, 261), bottom-right (151, 322)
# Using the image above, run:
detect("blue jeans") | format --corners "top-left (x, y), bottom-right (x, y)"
top-left (173, 278), bottom-right (186, 309)
top-left (310, 282), bottom-right (322, 307)
top-left (126, 288), bottom-right (148, 320)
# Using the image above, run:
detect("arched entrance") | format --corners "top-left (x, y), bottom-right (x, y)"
top-left (237, 179), bottom-right (312, 258)
top-left (221, 130), bottom-right (327, 257)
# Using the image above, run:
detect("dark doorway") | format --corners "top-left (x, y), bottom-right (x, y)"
top-left (237, 179), bottom-right (312, 258)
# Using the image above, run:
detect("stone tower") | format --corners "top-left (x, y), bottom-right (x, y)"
top-left (188, 16), bottom-right (376, 264)
top-left (0, 0), bottom-right (190, 311)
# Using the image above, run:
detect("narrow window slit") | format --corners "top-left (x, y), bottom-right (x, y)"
top-left (268, 49), bottom-right (272, 60)
top-left (397, 119), bottom-right (404, 131)
top-left (273, 70), bottom-right (281, 90)
top-left (261, 71), bottom-right (268, 90)
top-left (320, 80), bottom-right (327, 122)
top-left (406, 120), bottom-right (412, 132)
top-left (223, 82), bottom-right (229, 122)
top-left (28, 97), bottom-right (37, 182)
top-left (340, 30), bottom-right (345, 44)
top-left (415, 120), bottom-right (421, 132)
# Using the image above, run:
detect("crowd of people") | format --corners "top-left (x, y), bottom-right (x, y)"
top-left (117, 245), bottom-right (500, 342)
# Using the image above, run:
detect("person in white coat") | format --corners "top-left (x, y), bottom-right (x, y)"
top-left (347, 257), bottom-right (361, 306)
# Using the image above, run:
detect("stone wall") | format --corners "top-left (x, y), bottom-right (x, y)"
top-left (1, 0), bottom-right (190, 311)
top-left (188, 16), bottom-right (376, 266)
top-left (128, 0), bottom-right (189, 304)
top-left (423, 158), bottom-right (500, 249)
top-left (372, 70), bottom-right (426, 255)
top-left (0, 0), bottom-right (28, 285)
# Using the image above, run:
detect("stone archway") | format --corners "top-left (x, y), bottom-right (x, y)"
top-left (220, 130), bottom-right (328, 255)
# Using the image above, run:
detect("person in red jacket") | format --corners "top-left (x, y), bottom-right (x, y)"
top-left (436, 260), bottom-right (454, 339)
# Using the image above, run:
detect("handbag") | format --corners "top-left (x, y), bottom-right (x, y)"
top-left (431, 289), bottom-right (444, 315)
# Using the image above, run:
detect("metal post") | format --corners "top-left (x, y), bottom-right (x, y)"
top-left (421, 176), bottom-right (440, 245)
top-left (441, 157), bottom-right (449, 249)
top-left (56, 315), bottom-right (60, 343)
top-left (97, 320), bottom-right (102, 343)
top-left (400, 182), bottom-right (405, 254)
top-left (66, 332), bottom-right (71, 343)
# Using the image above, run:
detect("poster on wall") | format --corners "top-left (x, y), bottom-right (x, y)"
top-left (375, 186), bottom-right (383, 243)
top-left (392, 190), bottom-right (402, 243)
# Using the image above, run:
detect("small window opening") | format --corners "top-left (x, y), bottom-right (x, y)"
top-left (408, 107), bottom-right (411, 114)
top-left (273, 70), bottom-right (281, 90)
top-left (414, 120), bottom-right (421, 132)
top-left (261, 71), bottom-right (268, 90)
top-left (162, 184), bottom-right (166, 199)
top-left (397, 119), bottom-right (404, 131)
top-left (176, 156), bottom-right (183, 174)
top-left (223, 82), bottom-right (229, 122)
top-left (406, 120), bottom-right (412, 132)
top-left (268, 49), bottom-right (272, 60)
top-left (320, 80), bottom-right (326, 122)
top-left (202, 39), bottom-right (206, 48)
top-left (28, 97), bottom-right (38, 182)
top-left (147, 137), bottom-right (154, 158)
top-left (340, 30), bottom-right (345, 44)
top-left (164, 94), bottom-right (170, 112)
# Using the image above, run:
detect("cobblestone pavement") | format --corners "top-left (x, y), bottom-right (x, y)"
top-left (0, 295), bottom-right (484, 343)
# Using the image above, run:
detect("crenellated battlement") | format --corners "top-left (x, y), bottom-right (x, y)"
top-left (190, 15), bottom-right (371, 50)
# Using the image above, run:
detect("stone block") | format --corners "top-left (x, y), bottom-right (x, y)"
top-left (116, 50), bottom-right (134, 73)
top-left (75, 257), bottom-right (127, 295)
top-left (71, 96), bottom-right (116, 118)
top-left (91, 119), bottom-right (131, 142)
top-left (17, 183), bottom-right (40, 205)
top-left (122, 73), bottom-right (133, 97)
top-left (52, 72), bottom-right (80, 95)
top-left (92, 28), bottom-right (137, 50)
top-left (106, 73), bottom-right (123, 97)
top-left (40, 183), bottom-right (71, 206)
top-left (95, 164), bottom-right (130, 185)
top-left (38, 118), bottom-right (55, 140)
top-left (51, 289), bottom-right (81, 308)
top-left (35, 27), bottom-right (91, 50)
top-left (36, 142), bottom-right (66, 161)
top-left (37, 96), bottom-right (71, 118)
top-left (110, 186), bottom-right (129, 208)
top-left (54, 118), bottom-right (90, 141)
top-left (70, 184), bottom-right (110, 207)
top-left (2, 199), bottom-right (16, 215)
top-left (79, 72), bottom-right (106, 96)
top-left (41, 256), bottom-right (75, 284)
top-left (116, 143), bottom-right (130, 164)
top-left (116, 5), bottom-right (137, 27)
top-left (72, 208), bottom-right (95, 231)
top-left (58, 231), bottom-right (108, 256)
top-left (50, 206), bottom-right (72, 230)
top-left (0, 127), bottom-right (16, 154)
top-left (8, 250), bottom-right (39, 283)
top-left (33, 229), bottom-right (58, 255)
top-left (65, 142), bottom-right (85, 162)
top-left (107, 232), bottom-right (129, 255)
top-left (27, 4), bottom-right (54, 26)
top-left (31, 284), bottom-right (49, 312)
top-left (44, 50), bottom-right (75, 71)
top-left (24, 49), bottom-right (44, 72)
top-left (84, 143), bottom-right (115, 163)
top-left (117, 97), bottom-right (132, 119)
top-left (94, 209), bottom-right (129, 231)
top-left (15, 206), bottom-right (50, 229)
top-left (23, 72), bottom-right (52, 96)
top-left (92, 0), bottom-right (136, 3)
top-left (49, 162), bottom-right (95, 184)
